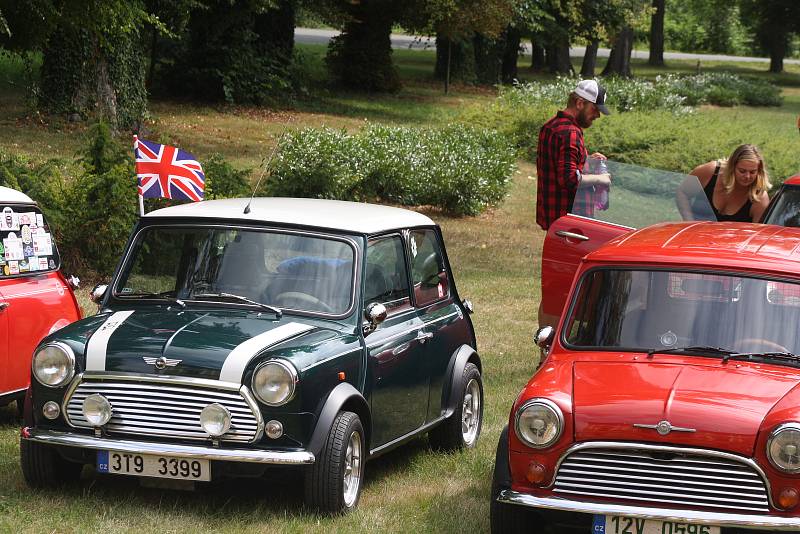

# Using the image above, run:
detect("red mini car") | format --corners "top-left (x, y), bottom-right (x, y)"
top-left (761, 174), bottom-right (800, 227)
top-left (492, 164), bottom-right (800, 533)
top-left (0, 186), bottom-right (81, 412)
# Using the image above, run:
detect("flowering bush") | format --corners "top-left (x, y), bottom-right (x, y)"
top-left (266, 124), bottom-right (516, 216)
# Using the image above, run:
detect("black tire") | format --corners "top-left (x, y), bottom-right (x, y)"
top-left (20, 439), bottom-right (82, 488)
top-left (429, 362), bottom-right (483, 451)
top-left (490, 429), bottom-right (530, 534)
top-left (304, 411), bottom-right (365, 514)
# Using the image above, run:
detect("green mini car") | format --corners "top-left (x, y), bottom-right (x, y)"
top-left (19, 198), bottom-right (483, 513)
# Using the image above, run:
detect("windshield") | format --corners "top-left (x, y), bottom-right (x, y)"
top-left (763, 185), bottom-right (800, 227)
top-left (566, 269), bottom-right (800, 356)
top-left (0, 204), bottom-right (61, 278)
top-left (115, 227), bottom-right (356, 315)
top-left (574, 159), bottom-right (716, 228)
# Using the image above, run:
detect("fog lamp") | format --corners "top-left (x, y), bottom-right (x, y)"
top-left (42, 401), bottom-right (60, 420)
top-left (200, 403), bottom-right (231, 437)
top-left (265, 419), bottom-right (284, 439)
top-left (778, 487), bottom-right (800, 510)
top-left (82, 394), bottom-right (112, 426)
top-left (526, 461), bottom-right (547, 485)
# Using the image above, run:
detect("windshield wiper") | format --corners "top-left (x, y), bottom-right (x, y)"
top-left (723, 351), bottom-right (800, 363)
top-left (647, 346), bottom-right (736, 358)
top-left (121, 291), bottom-right (185, 309)
top-left (191, 292), bottom-right (282, 318)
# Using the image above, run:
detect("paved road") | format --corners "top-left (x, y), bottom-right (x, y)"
top-left (295, 28), bottom-right (800, 66)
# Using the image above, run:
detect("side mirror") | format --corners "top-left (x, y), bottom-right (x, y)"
top-left (534, 325), bottom-right (555, 349)
top-left (461, 299), bottom-right (474, 314)
top-left (364, 302), bottom-right (387, 335)
top-left (90, 284), bottom-right (108, 304)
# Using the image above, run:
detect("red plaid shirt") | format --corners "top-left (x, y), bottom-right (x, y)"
top-left (536, 111), bottom-right (592, 230)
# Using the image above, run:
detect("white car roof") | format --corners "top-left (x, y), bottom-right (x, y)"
top-left (145, 197), bottom-right (436, 234)
top-left (0, 186), bottom-right (33, 204)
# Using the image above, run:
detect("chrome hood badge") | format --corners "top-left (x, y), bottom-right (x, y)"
top-left (143, 356), bottom-right (182, 370)
top-left (634, 420), bottom-right (696, 436)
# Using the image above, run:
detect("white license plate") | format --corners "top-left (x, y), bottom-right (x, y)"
top-left (97, 451), bottom-right (210, 481)
top-left (592, 515), bottom-right (720, 534)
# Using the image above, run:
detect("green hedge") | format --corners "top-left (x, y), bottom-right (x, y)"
top-left (266, 124), bottom-right (516, 216)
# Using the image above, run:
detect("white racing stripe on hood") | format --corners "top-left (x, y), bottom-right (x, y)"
top-left (85, 310), bottom-right (136, 371)
top-left (219, 322), bottom-right (314, 383)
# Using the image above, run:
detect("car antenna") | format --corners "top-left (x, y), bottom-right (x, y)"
top-left (244, 132), bottom-right (285, 215)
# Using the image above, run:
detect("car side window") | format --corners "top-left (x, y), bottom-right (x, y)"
top-left (365, 236), bottom-right (411, 313)
top-left (409, 229), bottom-right (450, 307)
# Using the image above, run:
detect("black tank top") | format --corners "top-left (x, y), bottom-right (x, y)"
top-left (703, 163), bottom-right (752, 222)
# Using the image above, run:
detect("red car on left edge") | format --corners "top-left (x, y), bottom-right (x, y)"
top-left (0, 186), bottom-right (81, 413)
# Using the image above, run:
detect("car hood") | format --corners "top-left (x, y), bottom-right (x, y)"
top-left (572, 360), bottom-right (800, 456)
top-left (75, 309), bottom-right (328, 382)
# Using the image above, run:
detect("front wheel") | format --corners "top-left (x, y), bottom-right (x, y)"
top-left (304, 411), bottom-right (365, 514)
top-left (20, 438), bottom-right (82, 488)
top-left (429, 362), bottom-right (483, 451)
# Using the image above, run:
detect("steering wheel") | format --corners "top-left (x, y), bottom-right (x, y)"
top-left (732, 338), bottom-right (789, 354)
top-left (273, 291), bottom-right (334, 313)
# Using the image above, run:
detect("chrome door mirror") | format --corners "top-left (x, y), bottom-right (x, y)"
top-left (364, 302), bottom-right (387, 335)
top-left (461, 299), bottom-right (474, 314)
top-left (534, 325), bottom-right (555, 349)
top-left (90, 284), bottom-right (108, 304)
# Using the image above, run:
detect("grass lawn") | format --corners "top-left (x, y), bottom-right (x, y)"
top-left (0, 43), bottom-right (799, 532)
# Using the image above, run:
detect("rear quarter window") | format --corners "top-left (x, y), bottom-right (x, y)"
top-left (0, 204), bottom-right (60, 277)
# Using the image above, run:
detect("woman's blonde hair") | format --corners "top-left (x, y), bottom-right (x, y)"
top-left (720, 144), bottom-right (771, 201)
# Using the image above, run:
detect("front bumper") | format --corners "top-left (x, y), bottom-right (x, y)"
top-left (22, 428), bottom-right (315, 465)
top-left (498, 490), bottom-right (800, 531)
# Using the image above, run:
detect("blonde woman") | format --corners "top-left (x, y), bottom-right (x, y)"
top-left (684, 144), bottom-right (772, 222)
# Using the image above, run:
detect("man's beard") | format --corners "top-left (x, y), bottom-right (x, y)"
top-left (576, 107), bottom-right (593, 128)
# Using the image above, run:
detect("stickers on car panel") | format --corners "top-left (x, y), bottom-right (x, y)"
top-left (8, 260), bottom-right (19, 275)
top-left (3, 233), bottom-right (23, 261)
top-left (32, 232), bottom-right (53, 256)
top-left (1, 207), bottom-right (18, 231)
top-left (18, 212), bottom-right (36, 227)
top-left (21, 225), bottom-right (32, 244)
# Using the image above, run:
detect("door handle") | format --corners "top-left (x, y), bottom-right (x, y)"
top-left (416, 331), bottom-right (433, 344)
top-left (0, 302), bottom-right (8, 312)
top-left (555, 230), bottom-right (590, 242)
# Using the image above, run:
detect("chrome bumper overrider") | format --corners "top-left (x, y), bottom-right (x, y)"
top-left (497, 490), bottom-right (800, 531)
top-left (23, 428), bottom-right (315, 465)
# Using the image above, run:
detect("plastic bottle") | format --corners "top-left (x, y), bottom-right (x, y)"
top-left (594, 159), bottom-right (610, 211)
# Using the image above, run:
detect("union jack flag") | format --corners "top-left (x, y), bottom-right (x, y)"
top-left (134, 136), bottom-right (205, 202)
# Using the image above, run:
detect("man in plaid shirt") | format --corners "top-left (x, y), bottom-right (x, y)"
top-left (536, 80), bottom-right (611, 230)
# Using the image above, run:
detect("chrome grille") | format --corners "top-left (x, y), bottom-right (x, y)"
top-left (65, 379), bottom-right (261, 443)
top-left (553, 446), bottom-right (770, 513)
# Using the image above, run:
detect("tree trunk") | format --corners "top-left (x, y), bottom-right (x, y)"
top-left (473, 32), bottom-right (505, 85)
top-left (602, 26), bottom-right (634, 77)
top-left (530, 39), bottom-right (545, 71)
top-left (326, 2), bottom-right (399, 91)
top-left (580, 39), bottom-right (599, 77)
top-left (648, 0), bottom-right (665, 66)
top-left (39, 26), bottom-right (146, 131)
top-left (546, 37), bottom-right (572, 75)
top-left (501, 27), bottom-right (521, 83)
top-left (767, 32), bottom-right (787, 73)
top-left (435, 35), bottom-right (476, 84)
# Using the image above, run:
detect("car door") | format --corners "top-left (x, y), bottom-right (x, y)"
top-left (540, 162), bottom-right (716, 327)
top-left (406, 228), bottom-right (471, 423)
top-left (0, 286), bottom-right (9, 396)
top-left (364, 234), bottom-right (429, 447)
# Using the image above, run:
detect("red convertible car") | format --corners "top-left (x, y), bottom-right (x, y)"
top-left (492, 164), bottom-right (800, 533)
top-left (0, 186), bottom-right (81, 413)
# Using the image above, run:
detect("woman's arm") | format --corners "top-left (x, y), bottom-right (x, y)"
top-left (751, 191), bottom-right (771, 223)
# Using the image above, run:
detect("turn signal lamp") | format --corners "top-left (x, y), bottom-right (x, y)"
top-left (526, 461), bottom-right (547, 485)
top-left (778, 487), bottom-right (800, 510)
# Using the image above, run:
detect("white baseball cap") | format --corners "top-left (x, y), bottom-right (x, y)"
top-left (574, 80), bottom-right (610, 115)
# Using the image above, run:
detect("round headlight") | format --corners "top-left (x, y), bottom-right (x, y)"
top-left (252, 360), bottom-right (297, 406)
top-left (82, 394), bottom-right (113, 426)
top-left (200, 403), bottom-right (232, 437)
top-left (515, 398), bottom-right (564, 449)
top-left (32, 342), bottom-right (75, 388)
top-left (768, 423), bottom-right (800, 473)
